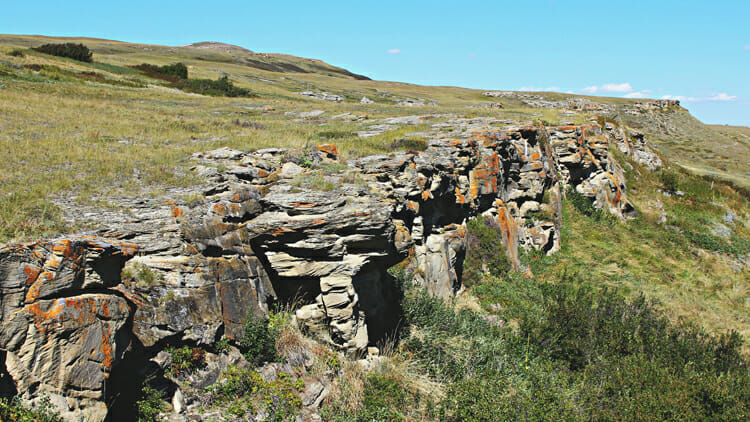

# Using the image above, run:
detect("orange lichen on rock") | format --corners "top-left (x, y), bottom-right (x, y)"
top-left (495, 206), bottom-right (520, 268)
top-left (44, 253), bottom-right (63, 270)
top-left (316, 144), bottom-right (339, 156)
top-left (26, 299), bottom-right (66, 329)
top-left (100, 324), bottom-right (114, 370)
top-left (23, 265), bottom-right (41, 285)
top-left (51, 240), bottom-right (73, 257)
top-left (172, 206), bottom-right (184, 218)
top-left (212, 203), bottom-right (228, 215)
top-left (455, 187), bottom-right (466, 204)
top-left (469, 177), bottom-right (480, 200)
top-left (272, 227), bottom-right (291, 236)
top-left (291, 201), bottom-right (316, 208)
top-left (25, 280), bottom-right (45, 303)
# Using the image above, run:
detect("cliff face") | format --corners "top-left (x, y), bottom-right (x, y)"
top-left (0, 121), bottom-right (660, 421)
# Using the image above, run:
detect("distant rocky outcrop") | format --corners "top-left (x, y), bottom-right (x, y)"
top-left (296, 91), bottom-right (343, 102)
top-left (0, 120), bottom-right (660, 420)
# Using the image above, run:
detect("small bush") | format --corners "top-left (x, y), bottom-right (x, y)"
top-left (135, 381), bottom-right (167, 422)
top-left (165, 345), bottom-right (206, 377)
top-left (175, 75), bottom-right (253, 97)
top-left (32, 43), bottom-right (92, 62)
top-left (0, 396), bottom-right (63, 422)
top-left (7, 49), bottom-right (25, 57)
top-left (682, 230), bottom-right (750, 256)
top-left (567, 186), bottom-right (605, 220)
top-left (239, 312), bottom-right (278, 365)
top-left (398, 270), bottom-right (750, 421)
top-left (159, 62), bottom-right (188, 79)
top-left (316, 130), bottom-right (353, 140)
top-left (207, 365), bottom-right (303, 421)
top-left (462, 216), bottom-right (511, 287)
top-left (133, 62), bottom-right (188, 81)
top-left (659, 169), bottom-right (681, 192)
top-left (358, 373), bottom-right (410, 421)
top-left (121, 263), bottom-right (162, 289)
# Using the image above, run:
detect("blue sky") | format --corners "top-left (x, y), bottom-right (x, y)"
top-left (3, 0), bottom-right (749, 126)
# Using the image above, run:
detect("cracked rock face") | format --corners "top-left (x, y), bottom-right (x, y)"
top-left (0, 238), bottom-right (137, 422)
top-left (0, 121), bottom-right (660, 420)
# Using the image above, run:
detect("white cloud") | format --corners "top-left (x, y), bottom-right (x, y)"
top-left (660, 93), bottom-right (739, 102)
top-left (581, 83), bottom-right (634, 94)
top-left (661, 94), bottom-right (694, 102)
top-left (624, 91), bottom-right (649, 99)
top-left (467, 54), bottom-right (477, 58)
top-left (387, 49), bottom-right (401, 55)
top-left (744, 45), bottom-right (750, 50)
top-left (707, 93), bottom-right (738, 101)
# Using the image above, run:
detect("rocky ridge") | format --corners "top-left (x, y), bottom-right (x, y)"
top-left (0, 120), bottom-right (661, 421)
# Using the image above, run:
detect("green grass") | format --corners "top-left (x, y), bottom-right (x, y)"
top-left (321, 271), bottom-right (750, 421)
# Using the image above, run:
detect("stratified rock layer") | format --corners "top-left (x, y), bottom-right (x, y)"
top-left (0, 122), bottom-right (659, 420)
top-left (0, 238), bottom-right (137, 422)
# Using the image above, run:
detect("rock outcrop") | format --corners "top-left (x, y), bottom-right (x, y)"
top-left (0, 121), bottom-right (660, 420)
top-left (0, 238), bottom-right (137, 421)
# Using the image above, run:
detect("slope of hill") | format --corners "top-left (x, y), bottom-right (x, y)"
top-left (0, 35), bottom-right (749, 421)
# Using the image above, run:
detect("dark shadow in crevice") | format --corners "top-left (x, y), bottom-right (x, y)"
top-left (0, 351), bottom-right (17, 399)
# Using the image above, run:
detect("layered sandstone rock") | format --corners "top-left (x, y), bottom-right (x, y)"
top-left (0, 238), bottom-right (137, 422)
top-left (0, 121), bottom-right (661, 420)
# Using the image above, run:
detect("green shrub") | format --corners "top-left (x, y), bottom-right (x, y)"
top-left (207, 365), bottom-right (303, 421)
top-left (135, 381), bottom-right (167, 422)
top-left (32, 43), bottom-right (92, 62)
top-left (175, 75), bottom-right (253, 97)
top-left (462, 216), bottom-right (511, 287)
top-left (132, 62), bottom-right (187, 81)
top-left (239, 312), bottom-right (278, 365)
top-left (397, 270), bottom-right (750, 421)
top-left (659, 169), bottom-right (681, 192)
top-left (0, 396), bottom-right (63, 422)
top-left (164, 345), bottom-right (206, 377)
top-left (681, 230), bottom-right (750, 256)
top-left (358, 373), bottom-right (410, 421)
top-left (567, 186), bottom-right (605, 220)
top-left (7, 49), bottom-right (25, 57)
top-left (159, 62), bottom-right (188, 79)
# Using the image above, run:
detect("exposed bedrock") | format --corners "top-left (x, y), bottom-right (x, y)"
top-left (0, 238), bottom-right (137, 422)
top-left (0, 123), bottom-right (658, 420)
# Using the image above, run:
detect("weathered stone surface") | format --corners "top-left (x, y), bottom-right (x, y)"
top-left (0, 237), bottom-right (138, 421)
top-left (605, 123), bottom-right (662, 170)
top-left (548, 125), bottom-right (637, 218)
top-left (0, 294), bottom-right (130, 422)
top-left (296, 91), bottom-right (343, 102)
top-left (0, 118), bottom-right (656, 420)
